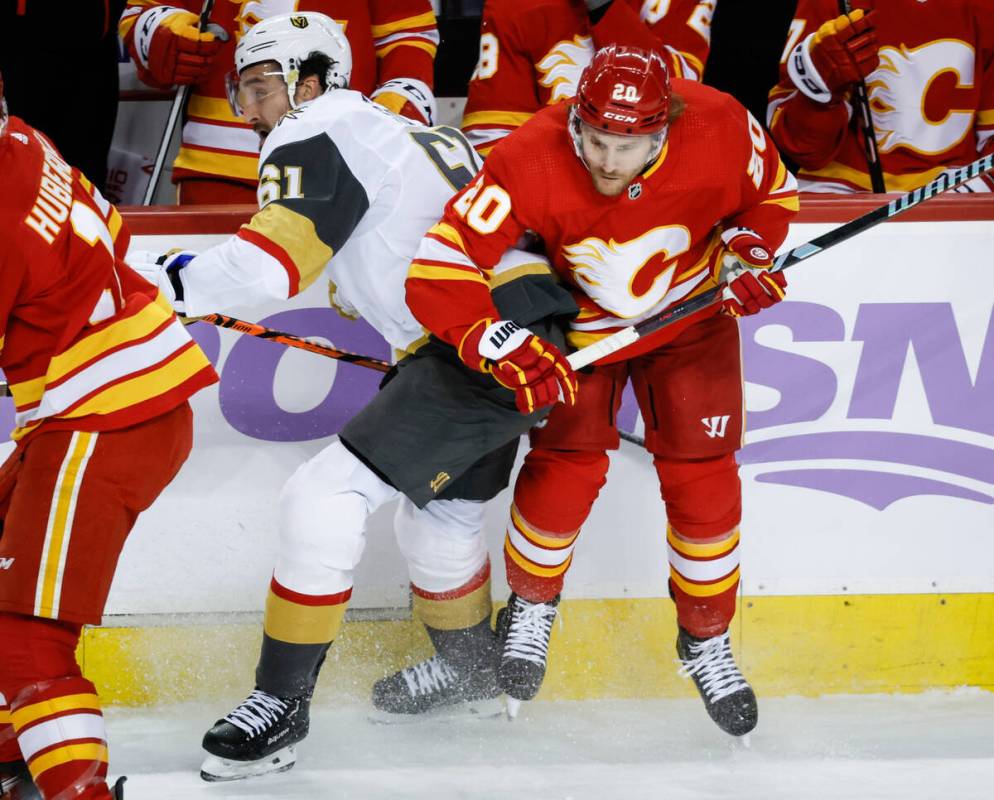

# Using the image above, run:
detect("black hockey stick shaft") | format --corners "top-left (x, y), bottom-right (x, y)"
top-left (142, 0), bottom-right (216, 205)
top-left (567, 153), bottom-right (994, 371)
top-left (839, 0), bottom-right (885, 192)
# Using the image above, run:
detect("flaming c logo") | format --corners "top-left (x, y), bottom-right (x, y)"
top-left (562, 226), bottom-right (694, 319)
top-left (536, 36), bottom-right (595, 103)
top-left (234, 0), bottom-right (300, 36)
top-left (867, 40), bottom-right (976, 156)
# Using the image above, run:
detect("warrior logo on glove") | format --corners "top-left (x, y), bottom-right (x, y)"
top-left (486, 320), bottom-right (523, 349)
top-left (463, 319), bottom-right (579, 415)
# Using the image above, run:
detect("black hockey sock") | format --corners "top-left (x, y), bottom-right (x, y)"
top-left (255, 634), bottom-right (331, 698)
top-left (424, 618), bottom-right (499, 671)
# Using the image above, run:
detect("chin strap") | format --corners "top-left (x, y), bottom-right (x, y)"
top-left (285, 66), bottom-right (301, 110)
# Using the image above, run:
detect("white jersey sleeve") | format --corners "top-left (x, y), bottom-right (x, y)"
top-left (172, 90), bottom-right (483, 354)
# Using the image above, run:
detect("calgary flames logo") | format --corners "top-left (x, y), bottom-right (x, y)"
top-left (867, 40), bottom-right (976, 156)
top-left (562, 226), bottom-right (692, 319)
top-left (233, 0), bottom-right (300, 36)
top-left (537, 36), bottom-right (595, 103)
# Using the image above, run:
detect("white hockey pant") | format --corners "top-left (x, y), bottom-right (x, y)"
top-left (394, 496), bottom-right (488, 594)
top-left (275, 438), bottom-right (488, 598)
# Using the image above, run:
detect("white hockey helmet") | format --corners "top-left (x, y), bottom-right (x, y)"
top-left (229, 12), bottom-right (351, 112)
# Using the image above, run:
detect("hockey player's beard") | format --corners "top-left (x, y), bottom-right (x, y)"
top-left (590, 169), bottom-right (629, 196)
top-left (254, 123), bottom-right (271, 144)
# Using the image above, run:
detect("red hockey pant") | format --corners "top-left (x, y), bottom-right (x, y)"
top-left (505, 315), bottom-right (744, 636)
top-left (0, 404), bottom-right (192, 799)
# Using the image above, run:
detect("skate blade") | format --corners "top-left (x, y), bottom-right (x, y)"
top-left (368, 696), bottom-right (506, 725)
top-left (199, 746), bottom-right (296, 782)
top-left (1, 777), bottom-right (35, 798)
top-left (737, 733), bottom-right (753, 749)
top-left (505, 696), bottom-right (522, 719)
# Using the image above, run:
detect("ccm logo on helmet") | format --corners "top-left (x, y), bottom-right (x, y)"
top-left (603, 111), bottom-right (638, 123)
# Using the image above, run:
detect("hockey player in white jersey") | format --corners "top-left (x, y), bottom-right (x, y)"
top-left (134, 12), bottom-right (578, 782)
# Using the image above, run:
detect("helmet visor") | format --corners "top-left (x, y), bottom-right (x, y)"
top-left (224, 68), bottom-right (286, 117)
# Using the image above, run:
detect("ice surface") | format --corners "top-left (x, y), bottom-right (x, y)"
top-left (105, 690), bottom-right (994, 799)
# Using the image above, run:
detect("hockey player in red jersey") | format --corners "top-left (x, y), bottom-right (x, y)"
top-left (407, 45), bottom-right (799, 736)
top-left (462, 0), bottom-right (716, 155)
top-left (0, 73), bottom-right (216, 800)
top-left (768, 0), bottom-right (994, 192)
top-left (119, 0), bottom-right (438, 203)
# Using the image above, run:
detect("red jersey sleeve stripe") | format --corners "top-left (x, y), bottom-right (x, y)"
top-left (237, 226), bottom-right (301, 297)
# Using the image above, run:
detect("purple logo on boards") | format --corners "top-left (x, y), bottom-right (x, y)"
top-left (615, 300), bottom-right (994, 509)
top-left (743, 301), bottom-right (993, 509)
top-left (3, 300), bottom-right (991, 511)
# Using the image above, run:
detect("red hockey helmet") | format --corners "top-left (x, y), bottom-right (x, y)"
top-left (573, 45), bottom-right (671, 136)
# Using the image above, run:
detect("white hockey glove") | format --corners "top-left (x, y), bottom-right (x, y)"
top-left (128, 248), bottom-right (196, 315)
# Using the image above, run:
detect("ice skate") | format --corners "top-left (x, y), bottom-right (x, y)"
top-left (496, 593), bottom-right (559, 702)
top-left (676, 627), bottom-right (758, 736)
top-left (0, 760), bottom-right (39, 800)
top-left (200, 689), bottom-right (309, 781)
top-left (370, 653), bottom-right (503, 722)
top-left (371, 619), bottom-right (503, 722)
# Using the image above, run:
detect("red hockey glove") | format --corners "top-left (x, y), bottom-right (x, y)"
top-left (460, 319), bottom-right (578, 415)
top-left (133, 6), bottom-right (223, 87)
top-left (719, 228), bottom-right (787, 317)
top-left (787, 9), bottom-right (879, 104)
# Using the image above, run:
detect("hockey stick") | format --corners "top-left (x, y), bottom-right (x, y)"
top-left (619, 430), bottom-right (645, 446)
top-left (185, 312), bottom-right (392, 372)
top-left (565, 152), bottom-right (994, 372)
top-left (142, 0), bottom-right (217, 205)
top-left (839, 0), bottom-right (885, 193)
top-left (177, 313), bottom-right (664, 449)
top-left (179, 154), bottom-right (993, 384)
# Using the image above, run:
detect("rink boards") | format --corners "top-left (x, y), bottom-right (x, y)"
top-left (3, 196), bottom-right (993, 704)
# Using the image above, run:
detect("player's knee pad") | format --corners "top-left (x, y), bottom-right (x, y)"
top-left (276, 439), bottom-right (398, 595)
top-left (514, 448), bottom-right (610, 533)
top-left (394, 497), bottom-right (488, 594)
top-left (653, 453), bottom-right (741, 538)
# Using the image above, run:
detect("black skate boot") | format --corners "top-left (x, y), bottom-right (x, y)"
top-left (676, 627), bottom-right (758, 736)
top-left (200, 689), bottom-right (310, 782)
top-left (496, 593), bottom-right (560, 703)
top-left (0, 760), bottom-right (40, 800)
top-left (371, 619), bottom-right (502, 719)
top-left (110, 776), bottom-right (127, 799)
